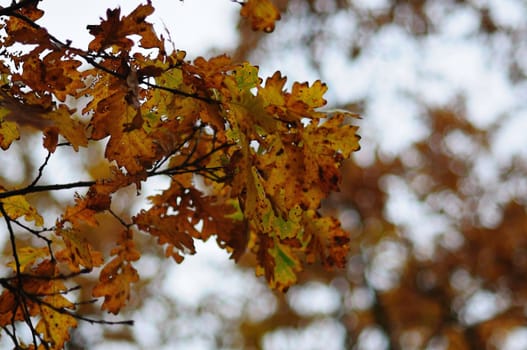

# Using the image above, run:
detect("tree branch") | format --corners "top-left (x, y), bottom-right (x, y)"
top-left (0, 180), bottom-right (95, 200)
top-left (0, 0), bottom-right (39, 17)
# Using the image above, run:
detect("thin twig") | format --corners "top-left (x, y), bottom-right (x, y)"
top-left (7, 11), bottom-right (219, 104)
top-left (109, 208), bottom-right (131, 228)
top-left (28, 151), bottom-right (52, 188)
top-left (0, 180), bottom-right (95, 200)
top-left (0, 0), bottom-right (39, 16)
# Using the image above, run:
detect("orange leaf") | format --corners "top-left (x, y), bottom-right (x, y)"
top-left (105, 128), bottom-right (157, 175)
top-left (93, 230), bottom-right (139, 314)
top-left (55, 226), bottom-right (104, 272)
top-left (302, 209), bottom-right (350, 268)
top-left (43, 127), bottom-right (59, 152)
top-left (134, 206), bottom-right (197, 263)
top-left (87, 1), bottom-right (164, 52)
top-left (62, 195), bottom-right (98, 228)
top-left (240, 0), bottom-right (281, 33)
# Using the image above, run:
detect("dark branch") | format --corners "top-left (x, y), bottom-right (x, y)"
top-left (0, 180), bottom-right (95, 200)
top-left (28, 151), bottom-right (52, 188)
top-left (0, 0), bottom-right (39, 17)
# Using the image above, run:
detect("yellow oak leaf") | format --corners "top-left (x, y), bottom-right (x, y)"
top-left (302, 112), bottom-right (361, 193)
top-left (0, 192), bottom-right (44, 226)
top-left (240, 0), bottom-right (281, 33)
top-left (226, 62), bottom-right (260, 94)
top-left (302, 209), bottom-right (350, 268)
top-left (257, 72), bottom-right (328, 122)
top-left (36, 294), bottom-right (77, 350)
top-left (268, 241), bottom-right (301, 291)
top-left (256, 237), bottom-right (301, 292)
top-left (0, 119), bottom-right (19, 150)
top-left (287, 80), bottom-right (328, 116)
top-left (7, 246), bottom-right (49, 273)
top-left (258, 71), bottom-right (286, 109)
top-left (47, 105), bottom-right (88, 151)
top-left (55, 226), bottom-right (104, 272)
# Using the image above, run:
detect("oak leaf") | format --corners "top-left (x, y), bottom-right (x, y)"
top-left (240, 0), bottom-right (281, 33)
top-left (7, 246), bottom-right (49, 273)
top-left (0, 190), bottom-right (44, 226)
top-left (87, 1), bottom-right (164, 52)
top-left (0, 109), bottom-right (19, 149)
top-left (54, 226), bottom-right (104, 272)
top-left (134, 204), bottom-right (198, 263)
top-left (46, 105), bottom-right (88, 151)
top-left (93, 229), bottom-right (140, 314)
top-left (303, 209), bottom-right (350, 268)
top-left (36, 295), bottom-right (78, 350)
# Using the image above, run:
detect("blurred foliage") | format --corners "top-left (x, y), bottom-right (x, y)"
top-left (228, 1), bottom-right (527, 349)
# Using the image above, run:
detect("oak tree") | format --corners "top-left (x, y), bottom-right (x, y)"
top-left (0, 1), bottom-right (360, 349)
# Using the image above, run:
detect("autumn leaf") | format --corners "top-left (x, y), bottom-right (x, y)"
top-left (93, 229), bottom-right (140, 314)
top-left (0, 117), bottom-right (19, 150)
top-left (34, 279), bottom-right (78, 350)
top-left (0, 291), bottom-right (17, 327)
top-left (240, 0), bottom-right (281, 33)
top-left (302, 112), bottom-right (361, 193)
top-left (105, 128), bottom-right (157, 175)
top-left (7, 246), bottom-right (49, 273)
top-left (62, 195), bottom-right (99, 228)
top-left (93, 262), bottom-right (139, 314)
top-left (267, 240), bottom-right (302, 290)
top-left (227, 62), bottom-right (261, 93)
top-left (54, 226), bottom-right (104, 272)
top-left (36, 304), bottom-right (78, 350)
top-left (134, 204), bottom-right (198, 263)
top-left (87, 1), bottom-right (164, 52)
top-left (255, 236), bottom-right (302, 292)
top-left (46, 105), bottom-right (88, 151)
top-left (257, 71), bottom-right (286, 112)
top-left (302, 209), bottom-right (350, 268)
top-left (0, 190), bottom-right (44, 226)
top-left (290, 80), bottom-right (328, 111)
top-left (257, 72), bottom-right (329, 122)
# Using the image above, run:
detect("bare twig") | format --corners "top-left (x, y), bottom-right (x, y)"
top-left (28, 151), bottom-right (52, 188)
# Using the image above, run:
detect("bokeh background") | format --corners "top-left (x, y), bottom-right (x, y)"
top-left (1, 0), bottom-right (527, 349)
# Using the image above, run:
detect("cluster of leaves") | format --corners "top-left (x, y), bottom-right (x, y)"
top-left (219, 1), bottom-right (527, 349)
top-left (0, 0), bottom-right (359, 349)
